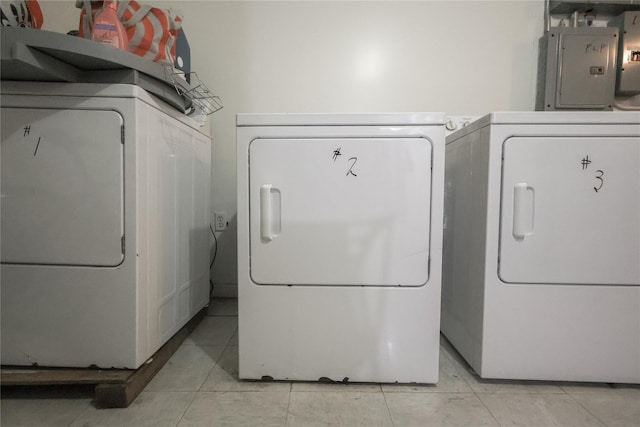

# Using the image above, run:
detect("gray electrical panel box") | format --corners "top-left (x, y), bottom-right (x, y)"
top-left (536, 27), bottom-right (619, 110)
top-left (609, 11), bottom-right (640, 95)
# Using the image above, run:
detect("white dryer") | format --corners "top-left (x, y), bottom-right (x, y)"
top-left (237, 113), bottom-right (445, 383)
top-left (442, 111), bottom-right (640, 383)
top-left (1, 82), bottom-right (211, 369)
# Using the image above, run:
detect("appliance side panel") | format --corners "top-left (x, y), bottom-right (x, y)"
top-left (442, 125), bottom-right (490, 373)
top-left (132, 100), bottom-right (151, 366)
top-left (192, 130), bottom-right (212, 314)
top-left (139, 98), bottom-right (211, 364)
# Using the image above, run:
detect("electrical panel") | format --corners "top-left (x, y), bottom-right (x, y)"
top-left (536, 27), bottom-right (619, 110)
top-left (609, 11), bottom-right (640, 95)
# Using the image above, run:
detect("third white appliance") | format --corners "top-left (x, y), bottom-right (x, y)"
top-left (442, 111), bottom-right (640, 383)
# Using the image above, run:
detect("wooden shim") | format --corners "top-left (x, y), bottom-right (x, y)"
top-left (1, 307), bottom-right (207, 408)
top-left (94, 307), bottom-right (206, 408)
top-left (1, 367), bottom-right (131, 386)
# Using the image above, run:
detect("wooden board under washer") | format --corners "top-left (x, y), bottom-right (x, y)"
top-left (1, 307), bottom-right (206, 408)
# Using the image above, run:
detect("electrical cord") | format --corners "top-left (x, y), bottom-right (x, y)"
top-left (209, 224), bottom-right (218, 297)
top-left (210, 224), bottom-right (218, 269)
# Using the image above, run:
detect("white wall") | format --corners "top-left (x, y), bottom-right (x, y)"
top-left (39, 0), bottom-right (545, 296)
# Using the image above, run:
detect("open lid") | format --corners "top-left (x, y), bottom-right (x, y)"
top-left (0, 27), bottom-right (195, 112)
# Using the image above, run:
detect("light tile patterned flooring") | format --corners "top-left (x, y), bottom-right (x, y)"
top-left (1, 298), bottom-right (639, 427)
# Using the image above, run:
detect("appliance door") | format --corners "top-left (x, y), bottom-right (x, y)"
top-left (249, 137), bottom-right (432, 287)
top-left (499, 136), bottom-right (640, 285)
top-left (1, 107), bottom-right (125, 267)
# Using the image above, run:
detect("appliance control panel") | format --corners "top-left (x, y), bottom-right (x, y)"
top-left (445, 115), bottom-right (480, 135)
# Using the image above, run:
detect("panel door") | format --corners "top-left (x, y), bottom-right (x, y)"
top-left (558, 33), bottom-right (616, 107)
top-left (249, 137), bottom-right (432, 287)
top-left (1, 108), bottom-right (124, 266)
top-left (499, 136), bottom-right (640, 285)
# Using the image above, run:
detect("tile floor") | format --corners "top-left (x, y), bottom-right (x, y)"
top-left (1, 298), bottom-right (639, 427)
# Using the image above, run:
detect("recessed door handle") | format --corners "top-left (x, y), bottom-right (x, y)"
top-left (513, 182), bottom-right (535, 240)
top-left (260, 184), bottom-right (273, 242)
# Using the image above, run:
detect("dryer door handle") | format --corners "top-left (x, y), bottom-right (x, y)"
top-left (260, 184), bottom-right (274, 242)
top-left (513, 182), bottom-right (535, 240)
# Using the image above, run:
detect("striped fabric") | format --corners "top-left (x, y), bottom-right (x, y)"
top-left (79, 0), bottom-right (182, 66)
top-left (1, 0), bottom-right (42, 29)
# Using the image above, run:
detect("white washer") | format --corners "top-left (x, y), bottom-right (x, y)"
top-left (237, 113), bottom-right (445, 383)
top-left (1, 82), bottom-right (211, 369)
top-left (442, 111), bottom-right (640, 383)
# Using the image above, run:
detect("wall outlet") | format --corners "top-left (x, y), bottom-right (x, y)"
top-left (214, 212), bottom-right (227, 231)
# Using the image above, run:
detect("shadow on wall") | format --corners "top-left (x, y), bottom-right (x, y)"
top-left (210, 213), bottom-right (238, 298)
